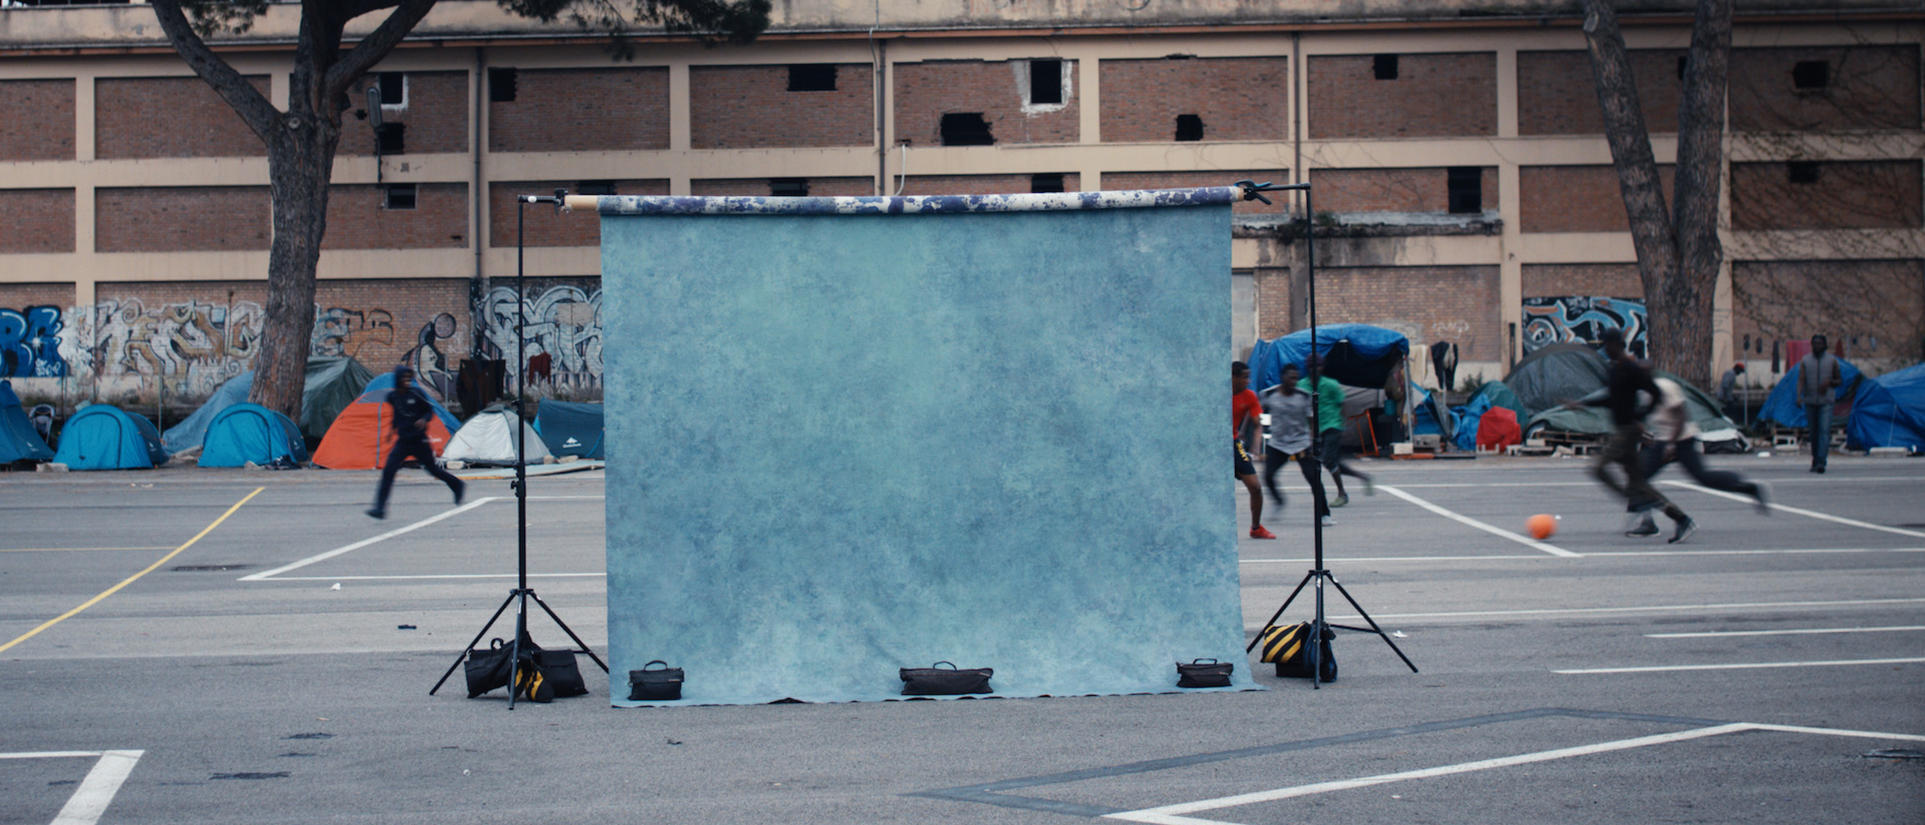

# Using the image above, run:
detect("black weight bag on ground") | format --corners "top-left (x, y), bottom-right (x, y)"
top-left (1257, 622), bottom-right (1338, 682)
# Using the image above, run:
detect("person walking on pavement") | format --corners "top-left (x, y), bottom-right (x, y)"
top-left (1232, 361), bottom-right (1274, 539)
top-left (1259, 363), bottom-right (1333, 526)
top-left (1625, 376), bottom-right (1770, 536)
top-left (1300, 354), bottom-right (1372, 508)
top-left (1717, 362), bottom-right (1747, 427)
top-left (1565, 328), bottom-right (1694, 543)
top-left (1797, 335), bottom-right (1843, 473)
top-left (367, 365), bottom-right (464, 519)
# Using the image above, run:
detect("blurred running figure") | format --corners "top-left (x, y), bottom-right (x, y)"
top-left (1626, 376), bottom-right (1771, 536)
top-left (367, 365), bottom-right (464, 520)
top-left (1300, 354), bottom-right (1372, 507)
top-left (1232, 361), bottom-right (1273, 539)
top-left (1566, 328), bottom-right (1694, 543)
top-left (1259, 363), bottom-right (1333, 526)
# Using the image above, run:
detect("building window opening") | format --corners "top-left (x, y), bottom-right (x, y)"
top-left (1787, 162), bottom-right (1821, 184)
top-left (1792, 60), bottom-right (1830, 91)
top-left (376, 123), bottom-right (405, 155)
top-left (1677, 56), bottom-right (1689, 80)
top-left (940, 113), bottom-right (995, 146)
top-left (769, 178), bottom-right (810, 197)
top-left (377, 72), bottom-right (406, 106)
top-left (489, 68), bottom-right (518, 102)
top-left (1447, 167), bottom-right (1482, 214)
top-left (385, 184), bottom-right (417, 210)
top-left (1373, 54), bottom-right (1399, 80)
top-left (1030, 174), bottom-right (1065, 193)
top-left (1029, 59), bottom-right (1063, 105)
top-left (788, 64), bottom-right (837, 92)
top-left (576, 180), bottom-right (616, 196)
top-left (1174, 114), bottom-right (1204, 141)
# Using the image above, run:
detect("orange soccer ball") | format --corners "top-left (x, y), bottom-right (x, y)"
top-left (1526, 513), bottom-right (1558, 540)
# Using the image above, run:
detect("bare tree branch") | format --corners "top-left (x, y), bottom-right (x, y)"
top-left (322, 0), bottom-right (440, 106)
top-left (149, 0), bottom-right (281, 140)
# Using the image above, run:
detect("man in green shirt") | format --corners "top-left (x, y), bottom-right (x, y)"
top-left (1298, 354), bottom-right (1373, 510)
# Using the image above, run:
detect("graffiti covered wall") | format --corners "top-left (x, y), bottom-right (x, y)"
top-left (480, 282), bottom-right (602, 392)
top-left (1, 305), bottom-right (67, 377)
top-left (1522, 296), bottom-right (1647, 359)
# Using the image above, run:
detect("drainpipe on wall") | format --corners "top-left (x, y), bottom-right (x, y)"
top-left (471, 47), bottom-right (488, 364)
top-left (872, 35), bottom-right (888, 194)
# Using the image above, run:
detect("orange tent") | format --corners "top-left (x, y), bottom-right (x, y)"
top-left (311, 394), bottom-right (453, 469)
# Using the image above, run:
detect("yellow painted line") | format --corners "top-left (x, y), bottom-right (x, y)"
top-left (0, 547), bottom-right (172, 553)
top-left (0, 487), bottom-right (263, 655)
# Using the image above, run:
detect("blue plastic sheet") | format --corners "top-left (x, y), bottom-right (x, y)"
top-left (598, 191), bottom-right (1253, 704)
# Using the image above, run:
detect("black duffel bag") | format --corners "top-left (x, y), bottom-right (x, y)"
top-left (899, 661), bottom-right (993, 695)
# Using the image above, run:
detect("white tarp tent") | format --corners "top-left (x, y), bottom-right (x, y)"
top-left (442, 407), bottom-right (552, 466)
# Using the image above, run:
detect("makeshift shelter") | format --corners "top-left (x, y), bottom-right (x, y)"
top-left (198, 403), bottom-right (309, 468)
top-left (1248, 324), bottom-right (1411, 392)
top-left (1477, 406), bottom-right (1523, 451)
top-left (1409, 383), bottom-right (1454, 441)
top-left (1504, 343), bottom-right (1608, 418)
top-left (1449, 381), bottom-right (1524, 451)
top-left (161, 356), bottom-right (376, 453)
top-left (534, 400), bottom-right (605, 460)
top-left (443, 406), bottom-right (552, 466)
top-left (1846, 363), bottom-right (1925, 452)
top-left (1758, 357), bottom-right (1868, 429)
top-left (310, 376), bottom-right (457, 470)
top-left (51, 405), bottom-right (167, 470)
top-left (0, 380), bottom-right (54, 463)
top-left (1522, 370), bottom-right (1746, 451)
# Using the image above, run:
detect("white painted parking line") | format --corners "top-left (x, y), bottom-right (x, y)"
top-left (239, 494), bottom-right (607, 582)
top-left (1239, 554), bottom-right (1541, 564)
top-left (1555, 657), bottom-right (1925, 675)
top-left (1349, 596), bottom-right (1925, 622)
top-left (1646, 625), bottom-right (1925, 638)
top-left (1376, 484), bottom-right (1580, 558)
top-left (0, 750), bottom-right (144, 825)
top-left (1661, 480), bottom-right (1925, 538)
top-left (1104, 722), bottom-right (1925, 825)
top-left (1241, 547), bottom-right (1925, 564)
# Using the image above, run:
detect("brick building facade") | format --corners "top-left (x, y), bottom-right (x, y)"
top-left (1, 0), bottom-right (1919, 418)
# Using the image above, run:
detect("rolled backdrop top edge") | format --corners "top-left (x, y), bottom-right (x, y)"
top-left (565, 186), bottom-right (1243, 217)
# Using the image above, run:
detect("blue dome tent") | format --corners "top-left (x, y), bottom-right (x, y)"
top-left (0, 380), bottom-right (54, 463)
top-left (1758, 357), bottom-right (1869, 429)
top-left (1846, 363), bottom-right (1925, 452)
top-left (52, 405), bottom-right (168, 470)
top-left (534, 400), bottom-right (605, 460)
top-left (199, 403), bottom-right (309, 468)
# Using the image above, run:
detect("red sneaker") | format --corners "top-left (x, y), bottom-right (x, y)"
top-left (1249, 525), bottom-right (1277, 539)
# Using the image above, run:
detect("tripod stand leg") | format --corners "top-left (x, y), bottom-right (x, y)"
top-left (430, 590), bottom-right (519, 695)
top-left (1245, 569), bottom-right (1317, 653)
top-left (528, 590), bottom-right (609, 672)
top-left (1326, 575), bottom-right (1419, 673)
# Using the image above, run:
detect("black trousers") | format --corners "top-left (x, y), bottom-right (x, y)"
top-left (1629, 437), bottom-right (1759, 512)
top-left (1262, 447), bottom-right (1331, 518)
top-left (372, 436), bottom-right (462, 512)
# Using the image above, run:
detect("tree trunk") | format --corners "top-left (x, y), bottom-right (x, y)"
top-left (1582, 0), bottom-right (1729, 388)
top-left (250, 125), bottom-right (340, 422)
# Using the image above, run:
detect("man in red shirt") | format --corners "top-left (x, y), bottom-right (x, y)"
top-left (1233, 361), bottom-right (1274, 539)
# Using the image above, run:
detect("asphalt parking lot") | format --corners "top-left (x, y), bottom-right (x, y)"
top-left (2, 454), bottom-right (1921, 824)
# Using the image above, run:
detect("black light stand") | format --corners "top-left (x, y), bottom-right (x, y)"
top-left (1234, 180), bottom-right (1418, 688)
top-left (430, 189), bottom-right (608, 707)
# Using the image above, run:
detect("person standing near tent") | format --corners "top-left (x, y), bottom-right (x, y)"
top-left (367, 365), bottom-right (464, 519)
top-left (1798, 335), bottom-right (1843, 474)
top-left (1625, 377), bottom-right (1770, 535)
top-left (1300, 354), bottom-right (1372, 508)
top-left (1259, 363), bottom-right (1332, 526)
top-left (1232, 361), bottom-right (1274, 539)
top-left (1717, 362), bottom-right (1746, 426)
top-left (1564, 328), bottom-right (1695, 543)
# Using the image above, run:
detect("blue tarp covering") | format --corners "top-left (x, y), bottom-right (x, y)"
top-left (1450, 381), bottom-right (1525, 451)
top-left (599, 191), bottom-right (1252, 704)
top-left (1847, 363), bottom-right (1925, 452)
top-left (0, 380), bottom-right (53, 462)
top-left (534, 400), bottom-right (604, 460)
top-left (199, 403), bottom-right (309, 468)
top-left (1248, 324), bottom-right (1411, 392)
top-left (355, 372), bottom-right (460, 431)
top-left (162, 356), bottom-right (375, 453)
top-left (161, 372), bottom-right (252, 454)
top-left (1759, 358), bottom-right (1868, 429)
top-left (52, 405), bottom-right (167, 470)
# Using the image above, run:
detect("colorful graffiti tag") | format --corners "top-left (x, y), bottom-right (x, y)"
top-left (0, 305), bottom-right (67, 377)
top-left (481, 285), bottom-right (603, 391)
top-left (312, 307), bottom-right (396, 359)
top-left (73, 298), bottom-right (267, 395)
top-left (1522, 296), bottom-right (1647, 359)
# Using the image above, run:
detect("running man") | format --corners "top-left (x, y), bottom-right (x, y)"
top-left (1625, 376), bottom-right (1770, 535)
top-left (1300, 354), bottom-right (1372, 508)
top-left (1566, 329), bottom-right (1694, 543)
top-left (1259, 363), bottom-right (1333, 526)
top-left (367, 365), bottom-right (465, 519)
